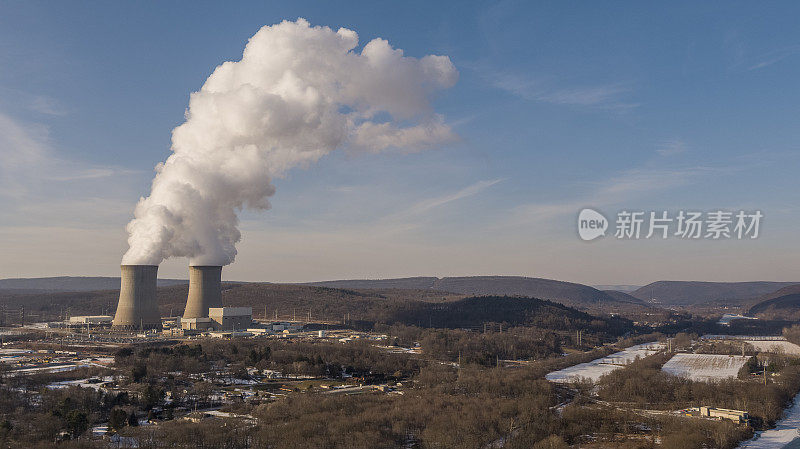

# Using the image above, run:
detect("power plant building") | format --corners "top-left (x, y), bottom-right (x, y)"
top-left (112, 265), bottom-right (162, 329)
top-left (181, 317), bottom-right (212, 331)
top-left (69, 315), bottom-right (113, 325)
top-left (209, 307), bottom-right (252, 330)
top-left (183, 266), bottom-right (223, 319)
top-left (113, 263), bottom-right (233, 332)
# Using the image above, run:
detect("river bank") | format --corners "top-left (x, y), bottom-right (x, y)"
top-left (740, 397), bottom-right (800, 448)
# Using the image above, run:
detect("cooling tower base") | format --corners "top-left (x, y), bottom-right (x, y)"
top-left (183, 265), bottom-right (223, 319)
top-left (112, 264), bottom-right (162, 330)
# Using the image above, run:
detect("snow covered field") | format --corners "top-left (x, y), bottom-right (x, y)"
top-left (546, 342), bottom-right (664, 383)
top-left (745, 340), bottom-right (800, 356)
top-left (48, 376), bottom-right (114, 391)
top-left (739, 397), bottom-right (800, 448)
top-left (662, 353), bottom-right (750, 382)
top-left (717, 314), bottom-right (758, 326)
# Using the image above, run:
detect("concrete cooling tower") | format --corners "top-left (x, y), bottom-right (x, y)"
top-left (183, 265), bottom-right (223, 319)
top-left (112, 265), bottom-right (162, 329)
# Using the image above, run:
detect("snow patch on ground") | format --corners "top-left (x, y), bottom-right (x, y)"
top-left (546, 342), bottom-right (664, 383)
top-left (745, 341), bottom-right (800, 356)
top-left (662, 353), bottom-right (750, 382)
top-left (739, 397), bottom-right (800, 448)
top-left (718, 314), bottom-right (758, 326)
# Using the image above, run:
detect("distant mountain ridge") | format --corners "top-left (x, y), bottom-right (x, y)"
top-left (303, 277), bottom-right (437, 290)
top-left (602, 290), bottom-right (644, 303)
top-left (0, 275), bottom-right (647, 311)
top-left (0, 283), bottom-right (633, 337)
top-left (747, 285), bottom-right (800, 319)
top-left (0, 276), bottom-right (187, 293)
top-left (305, 275), bottom-right (644, 308)
top-left (753, 284), bottom-right (800, 303)
top-left (631, 281), bottom-right (800, 305)
top-left (748, 294), bottom-right (800, 318)
top-left (11, 276), bottom-right (797, 310)
top-left (593, 285), bottom-right (641, 292)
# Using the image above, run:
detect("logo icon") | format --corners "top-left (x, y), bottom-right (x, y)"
top-left (578, 208), bottom-right (608, 241)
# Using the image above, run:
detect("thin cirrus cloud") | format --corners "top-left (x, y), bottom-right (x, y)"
top-left (656, 139), bottom-right (688, 157)
top-left (385, 178), bottom-right (504, 222)
top-left (29, 95), bottom-right (69, 116)
top-left (0, 111), bottom-right (139, 201)
top-left (747, 45), bottom-right (800, 70)
top-left (491, 71), bottom-right (638, 110)
top-left (239, 178), bottom-right (505, 243)
top-left (503, 164), bottom-right (737, 228)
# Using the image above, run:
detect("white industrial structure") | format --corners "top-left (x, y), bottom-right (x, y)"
top-left (69, 315), bottom-right (113, 325)
top-left (209, 307), bottom-right (252, 330)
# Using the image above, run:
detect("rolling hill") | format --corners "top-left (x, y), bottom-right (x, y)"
top-left (747, 284), bottom-right (800, 319)
top-left (593, 285), bottom-right (641, 292)
top-left (305, 276), bottom-right (639, 309)
top-left (0, 275), bottom-right (655, 319)
top-left (602, 290), bottom-right (645, 304)
top-left (631, 281), bottom-right (799, 306)
top-left (303, 277), bottom-right (437, 290)
top-left (0, 276), bottom-right (186, 294)
top-left (748, 294), bottom-right (800, 319)
top-left (0, 283), bottom-right (632, 336)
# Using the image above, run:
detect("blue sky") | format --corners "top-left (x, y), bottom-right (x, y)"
top-left (1, 1), bottom-right (799, 284)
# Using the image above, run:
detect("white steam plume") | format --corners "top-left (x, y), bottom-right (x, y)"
top-left (122, 18), bottom-right (458, 266)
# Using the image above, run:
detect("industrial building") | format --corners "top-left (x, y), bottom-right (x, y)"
top-left (69, 316), bottom-right (113, 325)
top-left (700, 407), bottom-right (749, 424)
top-left (112, 264), bottom-right (227, 332)
top-left (183, 266), bottom-right (223, 319)
top-left (108, 264), bottom-right (261, 334)
top-left (180, 317), bottom-right (213, 331)
top-left (209, 307), bottom-right (252, 330)
top-left (683, 406), bottom-right (749, 424)
top-left (112, 265), bottom-right (162, 329)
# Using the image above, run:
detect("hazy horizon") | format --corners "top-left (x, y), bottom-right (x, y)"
top-left (3, 271), bottom-right (800, 290)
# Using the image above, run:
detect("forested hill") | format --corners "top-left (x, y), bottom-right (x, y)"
top-left (1, 275), bottom-right (651, 310)
top-left (602, 290), bottom-right (643, 303)
top-left (747, 285), bottom-right (800, 319)
top-left (302, 277), bottom-right (437, 290)
top-left (388, 295), bottom-right (632, 335)
top-left (0, 283), bottom-right (632, 336)
top-left (752, 284), bottom-right (800, 303)
top-left (0, 276), bottom-right (186, 294)
top-left (631, 280), bottom-right (799, 305)
top-left (748, 294), bottom-right (800, 319)
top-left (304, 275), bottom-right (639, 308)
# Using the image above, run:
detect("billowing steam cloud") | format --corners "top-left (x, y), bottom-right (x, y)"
top-left (122, 18), bottom-right (458, 266)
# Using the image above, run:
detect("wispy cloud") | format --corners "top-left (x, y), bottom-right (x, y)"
top-left (748, 45), bottom-right (800, 70)
top-left (504, 165), bottom-right (736, 227)
top-left (656, 139), bottom-right (688, 157)
top-left (598, 166), bottom-right (725, 197)
top-left (0, 112), bottom-right (52, 196)
top-left (30, 95), bottom-right (68, 116)
top-left (49, 168), bottom-right (139, 181)
top-left (491, 72), bottom-right (637, 110)
top-left (0, 111), bottom-right (139, 200)
top-left (387, 178), bottom-right (504, 222)
top-left (242, 177), bottom-right (506, 239)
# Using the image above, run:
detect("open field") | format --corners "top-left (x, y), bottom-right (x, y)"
top-left (662, 353), bottom-right (750, 382)
top-left (545, 342), bottom-right (663, 383)
top-left (745, 340), bottom-right (800, 356)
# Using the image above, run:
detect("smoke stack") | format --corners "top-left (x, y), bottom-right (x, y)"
top-left (112, 265), bottom-right (161, 329)
top-left (183, 265), bottom-right (222, 319)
